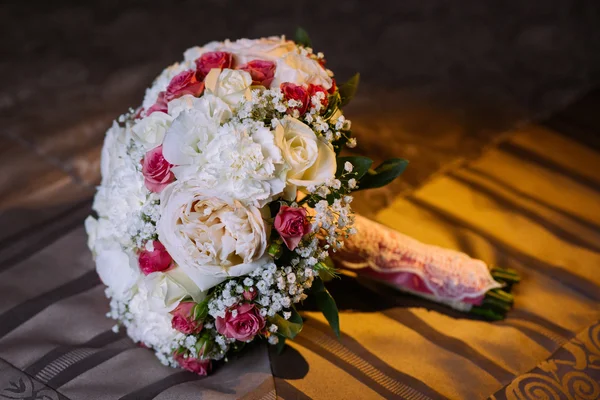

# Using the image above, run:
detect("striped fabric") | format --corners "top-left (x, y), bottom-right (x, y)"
top-left (1, 124), bottom-right (599, 399)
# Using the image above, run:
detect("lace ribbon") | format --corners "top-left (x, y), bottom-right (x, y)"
top-left (335, 215), bottom-right (501, 311)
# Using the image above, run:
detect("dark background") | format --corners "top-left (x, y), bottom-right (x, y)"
top-left (2, 0), bottom-right (600, 215)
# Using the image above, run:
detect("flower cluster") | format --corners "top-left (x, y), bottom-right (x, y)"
top-left (86, 34), bottom-right (367, 376)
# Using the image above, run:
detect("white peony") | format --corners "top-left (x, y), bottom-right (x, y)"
top-left (94, 121), bottom-right (147, 247)
top-left (271, 52), bottom-right (333, 89)
top-left (131, 111), bottom-right (173, 149)
top-left (205, 68), bottom-right (252, 108)
top-left (162, 94), bottom-right (232, 179)
top-left (139, 267), bottom-right (205, 313)
top-left (199, 120), bottom-right (286, 205)
top-left (157, 182), bottom-right (270, 291)
top-left (275, 116), bottom-right (337, 199)
top-left (99, 121), bottom-right (129, 187)
top-left (127, 281), bottom-right (185, 355)
top-left (92, 238), bottom-right (140, 301)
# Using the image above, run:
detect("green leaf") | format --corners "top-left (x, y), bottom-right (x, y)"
top-left (336, 156), bottom-right (372, 181)
top-left (193, 300), bottom-right (209, 320)
top-left (318, 257), bottom-right (336, 282)
top-left (356, 158), bottom-right (408, 190)
top-left (270, 308), bottom-right (303, 339)
top-left (309, 278), bottom-right (340, 338)
top-left (295, 27), bottom-right (312, 48)
top-left (323, 92), bottom-right (341, 121)
top-left (310, 277), bottom-right (325, 293)
top-left (315, 289), bottom-right (340, 338)
top-left (339, 73), bottom-right (360, 107)
top-left (275, 335), bottom-right (287, 354)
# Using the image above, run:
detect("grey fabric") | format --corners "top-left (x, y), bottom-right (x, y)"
top-left (1, 125), bottom-right (600, 399)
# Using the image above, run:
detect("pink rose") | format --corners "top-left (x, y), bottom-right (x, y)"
top-left (171, 301), bottom-right (203, 334)
top-left (243, 288), bottom-right (257, 301)
top-left (142, 145), bottom-right (174, 193)
top-left (274, 205), bottom-right (311, 250)
top-left (308, 84), bottom-right (329, 110)
top-left (165, 70), bottom-right (205, 102)
top-left (215, 303), bottom-right (265, 342)
top-left (174, 353), bottom-right (212, 376)
top-left (239, 60), bottom-right (276, 88)
top-left (138, 240), bottom-right (173, 275)
top-left (146, 91), bottom-right (168, 115)
top-left (195, 51), bottom-right (233, 79)
top-left (280, 82), bottom-right (309, 115)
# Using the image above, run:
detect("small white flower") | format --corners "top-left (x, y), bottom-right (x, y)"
top-left (344, 162), bottom-right (353, 173)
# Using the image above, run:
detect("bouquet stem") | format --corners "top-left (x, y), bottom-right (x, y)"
top-left (335, 216), bottom-right (521, 320)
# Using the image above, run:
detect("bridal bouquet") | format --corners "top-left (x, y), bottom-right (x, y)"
top-left (85, 30), bottom-right (407, 375)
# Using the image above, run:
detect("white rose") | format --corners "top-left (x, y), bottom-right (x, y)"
top-left (217, 36), bottom-right (297, 65)
top-left (205, 68), bottom-right (252, 107)
top-left (271, 52), bottom-right (333, 89)
top-left (157, 182), bottom-right (269, 291)
top-left (93, 238), bottom-right (140, 301)
top-left (140, 267), bottom-right (205, 313)
top-left (131, 111), bottom-right (173, 148)
top-left (162, 94), bottom-right (232, 180)
top-left (275, 116), bottom-right (337, 199)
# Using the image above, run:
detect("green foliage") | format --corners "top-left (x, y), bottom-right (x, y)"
top-left (192, 300), bottom-right (209, 320)
top-left (323, 92), bottom-right (341, 121)
top-left (295, 27), bottom-right (312, 48)
top-left (339, 73), bottom-right (360, 107)
top-left (336, 156), bottom-right (372, 181)
top-left (310, 278), bottom-right (340, 338)
top-left (270, 307), bottom-right (303, 339)
top-left (275, 335), bottom-right (287, 354)
top-left (355, 158), bottom-right (409, 191)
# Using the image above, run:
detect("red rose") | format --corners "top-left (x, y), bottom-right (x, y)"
top-left (142, 145), bottom-right (174, 193)
top-left (274, 205), bottom-right (311, 250)
top-left (308, 84), bottom-right (329, 110)
top-left (138, 240), bottom-right (173, 275)
top-left (239, 60), bottom-right (276, 88)
top-left (171, 301), bottom-right (203, 334)
top-left (146, 91), bottom-right (168, 115)
top-left (215, 303), bottom-right (265, 342)
top-left (174, 353), bottom-right (212, 376)
top-left (165, 70), bottom-right (204, 102)
top-left (195, 51), bottom-right (233, 79)
top-left (280, 82), bottom-right (309, 115)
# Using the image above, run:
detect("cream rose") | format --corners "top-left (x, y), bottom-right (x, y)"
top-left (140, 267), bottom-right (205, 313)
top-left (157, 182), bottom-right (269, 291)
top-left (205, 68), bottom-right (252, 107)
top-left (131, 111), bottom-right (173, 148)
top-left (217, 36), bottom-right (296, 65)
top-left (271, 52), bottom-right (333, 89)
top-left (275, 116), bottom-right (337, 199)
